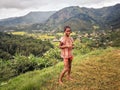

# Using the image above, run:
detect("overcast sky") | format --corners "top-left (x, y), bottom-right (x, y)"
top-left (0, 0), bottom-right (120, 19)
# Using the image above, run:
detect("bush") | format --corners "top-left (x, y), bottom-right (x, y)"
top-left (0, 49), bottom-right (61, 82)
top-left (0, 59), bottom-right (16, 82)
top-left (74, 39), bottom-right (92, 55)
top-left (0, 49), bottom-right (12, 60)
top-left (43, 47), bottom-right (62, 66)
top-left (0, 32), bottom-right (53, 59)
top-left (109, 30), bottom-right (120, 47)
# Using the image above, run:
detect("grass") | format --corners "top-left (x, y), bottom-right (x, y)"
top-left (0, 47), bottom-right (120, 90)
top-left (11, 32), bottom-right (55, 40)
top-left (10, 31), bottom-right (26, 35)
top-left (8, 32), bottom-right (76, 41)
top-left (0, 62), bottom-right (63, 90)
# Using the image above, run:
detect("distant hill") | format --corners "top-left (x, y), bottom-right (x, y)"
top-left (0, 11), bottom-right (56, 26)
top-left (46, 4), bottom-right (120, 31)
top-left (0, 4), bottom-right (120, 31)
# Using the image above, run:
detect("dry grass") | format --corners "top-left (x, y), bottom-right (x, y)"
top-left (44, 49), bottom-right (120, 90)
top-left (0, 48), bottom-right (120, 90)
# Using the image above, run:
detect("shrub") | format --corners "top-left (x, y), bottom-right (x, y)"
top-left (0, 59), bottom-right (16, 82)
top-left (43, 48), bottom-right (62, 66)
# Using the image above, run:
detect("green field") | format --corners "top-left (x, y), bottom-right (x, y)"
top-left (10, 31), bottom-right (62, 40)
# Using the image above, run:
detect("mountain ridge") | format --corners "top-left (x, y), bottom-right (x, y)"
top-left (0, 11), bottom-right (56, 26)
top-left (0, 4), bottom-right (120, 31)
top-left (45, 3), bottom-right (120, 31)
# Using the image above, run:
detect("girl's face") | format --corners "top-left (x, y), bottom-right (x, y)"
top-left (64, 28), bottom-right (71, 37)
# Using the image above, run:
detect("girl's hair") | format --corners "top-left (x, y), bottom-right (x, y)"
top-left (64, 26), bottom-right (71, 32)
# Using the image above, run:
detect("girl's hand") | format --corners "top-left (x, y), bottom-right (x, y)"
top-left (67, 45), bottom-right (73, 49)
top-left (59, 44), bottom-right (69, 49)
top-left (68, 44), bottom-right (74, 49)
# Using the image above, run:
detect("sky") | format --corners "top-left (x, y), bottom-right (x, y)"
top-left (0, 0), bottom-right (120, 19)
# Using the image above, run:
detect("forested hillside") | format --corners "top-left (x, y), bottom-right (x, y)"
top-left (0, 32), bottom-right (53, 60)
top-left (46, 4), bottom-right (120, 31)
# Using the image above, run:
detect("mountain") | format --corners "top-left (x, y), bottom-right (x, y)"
top-left (0, 4), bottom-right (120, 31)
top-left (46, 6), bottom-right (97, 31)
top-left (0, 11), bottom-right (56, 26)
top-left (46, 4), bottom-right (120, 31)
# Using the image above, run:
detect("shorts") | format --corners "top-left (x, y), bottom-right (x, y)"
top-left (63, 56), bottom-right (73, 61)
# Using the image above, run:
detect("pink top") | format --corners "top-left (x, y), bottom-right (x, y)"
top-left (60, 36), bottom-right (74, 59)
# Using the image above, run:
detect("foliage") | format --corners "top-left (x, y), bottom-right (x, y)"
top-left (0, 32), bottom-right (53, 60)
top-left (73, 29), bottom-right (120, 55)
top-left (74, 38), bottom-right (92, 55)
top-left (108, 30), bottom-right (120, 47)
top-left (88, 29), bottom-right (120, 48)
top-left (43, 47), bottom-right (62, 66)
top-left (0, 29), bottom-right (120, 86)
top-left (0, 59), bottom-right (16, 82)
top-left (0, 51), bottom-right (62, 82)
top-left (0, 48), bottom-right (120, 90)
top-left (0, 43), bottom-right (61, 82)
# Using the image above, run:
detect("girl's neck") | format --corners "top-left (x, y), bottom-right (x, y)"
top-left (64, 35), bottom-right (70, 37)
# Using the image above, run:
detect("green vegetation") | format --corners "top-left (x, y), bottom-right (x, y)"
top-left (0, 4), bottom-right (120, 90)
top-left (0, 32), bottom-right (57, 82)
top-left (0, 47), bottom-right (120, 90)
top-left (0, 29), bottom-right (120, 90)
top-left (0, 32), bottom-right (53, 60)
top-left (0, 47), bottom-right (62, 82)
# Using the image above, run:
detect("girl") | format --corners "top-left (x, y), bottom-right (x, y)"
top-left (59, 26), bottom-right (74, 85)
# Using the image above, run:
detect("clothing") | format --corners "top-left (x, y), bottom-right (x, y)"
top-left (60, 36), bottom-right (74, 59)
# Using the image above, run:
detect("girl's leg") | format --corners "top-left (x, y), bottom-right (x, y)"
top-left (59, 58), bottom-right (69, 84)
top-left (67, 59), bottom-right (72, 80)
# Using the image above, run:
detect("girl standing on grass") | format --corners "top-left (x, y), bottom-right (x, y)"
top-left (59, 26), bottom-right (74, 85)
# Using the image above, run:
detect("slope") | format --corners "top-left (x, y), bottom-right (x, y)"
top-left (0, 11), bottom-right (56, 26)
top-left (0, 47), bottom-right (120, 90)
top-left (46, 4), bottom-right (120, 31)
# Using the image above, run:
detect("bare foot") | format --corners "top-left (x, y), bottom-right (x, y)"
top-left (68, 77), bottom-right (74, 81)
top-left (67, 77), bottom-right (74, 81)
top-left (59, 80), bottom-right (64, 85)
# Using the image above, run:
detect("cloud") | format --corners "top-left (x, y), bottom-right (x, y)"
top-left (76, 0), bottom-right (120, 8)
top-left (0, 0), bottom-right (41, 9)
top-left (0, 0), bottom-right (120, 19)
top-left (0, 0), bottom-right (119, 9)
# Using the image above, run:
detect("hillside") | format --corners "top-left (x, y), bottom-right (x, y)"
top-left (0, 4), bottom-right (120, 32)
top-left (46, 4), bottom-right (120, 31)
top-left (0, 32), bottom-right (53, 59)
top-left (0, 11), bottom-right (56, 26)
top-left (0, 47), bottom-right (120, 90)
top-left (46, 6), bottom-right (98, 31)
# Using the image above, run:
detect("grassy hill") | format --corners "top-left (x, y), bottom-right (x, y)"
top-left (0, 47), bottom-right (120, 90)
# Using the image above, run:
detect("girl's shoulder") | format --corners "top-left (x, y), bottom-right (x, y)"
top-left (59, 36), bottom-right (74, 42)
top-left (70, 37), bottom-right (74, 42)
top-left (59, 36), bottom-right (65, 42)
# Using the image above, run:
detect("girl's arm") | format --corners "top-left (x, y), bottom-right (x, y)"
top-left (59, 42), bottom-right (68, 49)
top-left (68, 44), bottom-right (74, 49)
top-left (59, 42), bottom-right (74, 49)
top-left (71, 44), bottom-right (74, 49)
